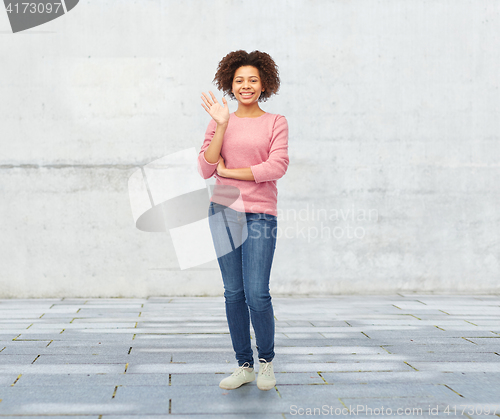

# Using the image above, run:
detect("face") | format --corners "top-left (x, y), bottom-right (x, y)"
top-left (232, 66), bottom-right (265, 104)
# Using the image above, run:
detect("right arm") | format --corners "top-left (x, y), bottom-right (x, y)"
top-left (203, 121), bottom-right (227, 164)
top-left (197, 120), bottom-right (227, 179)
top-left (197, 91), bottom-right (230, 179)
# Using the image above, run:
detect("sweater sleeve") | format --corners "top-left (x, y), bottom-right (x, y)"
top-left (250, 115), bottom-right (289, 184)
top-left (197, 118), bottom-right (221, 179)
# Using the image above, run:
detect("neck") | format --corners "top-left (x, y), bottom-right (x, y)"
top-left (235, 103), bottom-right (265, 118)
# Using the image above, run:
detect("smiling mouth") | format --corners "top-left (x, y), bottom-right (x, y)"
top-left (240, 92), bottom-right (254, 97)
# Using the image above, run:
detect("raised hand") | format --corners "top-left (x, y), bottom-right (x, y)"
top-left (201, 91), bottom-right (229, 126)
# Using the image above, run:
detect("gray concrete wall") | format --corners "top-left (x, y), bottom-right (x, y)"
top-left (1, 0), bottom-right (499, 297)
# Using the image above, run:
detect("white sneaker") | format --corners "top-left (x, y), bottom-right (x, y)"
top-left (257, 358), bottom-right (276, 390)
top-left (219, 362), bottom-right (255, 390)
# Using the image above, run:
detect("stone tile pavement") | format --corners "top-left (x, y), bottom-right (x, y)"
top-left (0, 294), bottom-right (499, 418)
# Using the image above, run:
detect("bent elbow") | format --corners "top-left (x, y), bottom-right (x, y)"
top-left (276, 160), bottom-right (289, 179)
top-left (197, 164), bottom-right (215, 180)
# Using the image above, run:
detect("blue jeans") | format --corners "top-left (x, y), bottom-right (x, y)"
top-left (208, 201), bottom-right (277, 368)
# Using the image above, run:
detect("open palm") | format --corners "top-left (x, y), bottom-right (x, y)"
top-left (201, 91), bottom-right (229, 126)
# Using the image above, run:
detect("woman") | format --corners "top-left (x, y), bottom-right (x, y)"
top-left (197, 50), bottom-right (289, 391)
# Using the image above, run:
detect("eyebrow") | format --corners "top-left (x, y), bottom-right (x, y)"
top-left (234, 75), bottom-right (259, 78)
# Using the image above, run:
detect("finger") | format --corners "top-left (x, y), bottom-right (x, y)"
top-left (201, 95), bottom-right (211, 108)
top-left (201, 93), bottom-right (212, 106)
top-left (209, 91), bottom-right (219, 104)
top-left (201, 92), bottom-right (213, 106)
top-left (201, 103), bottom-right (209, 113)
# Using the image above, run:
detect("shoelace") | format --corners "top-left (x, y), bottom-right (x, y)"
top-left (258, 358), bottom-right (272, 376)
top-left (233, 361), bottom-right (253, 376)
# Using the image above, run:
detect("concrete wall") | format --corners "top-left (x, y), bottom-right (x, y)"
top-left (1, 0), bottom-right (499, 297)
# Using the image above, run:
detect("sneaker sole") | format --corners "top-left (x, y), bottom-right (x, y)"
top-left (219, 378), bottom-right (254, 390)
top-left (219, 380), bottom-right (253, 390)
top-left (257, 381), bottom-right (276, 391)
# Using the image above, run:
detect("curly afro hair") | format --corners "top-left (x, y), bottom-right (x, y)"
top-left (213, 50), bottom-right (280, 102)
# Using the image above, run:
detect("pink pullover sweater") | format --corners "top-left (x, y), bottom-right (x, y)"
top-left (197, 112), bottom-right (289, 216)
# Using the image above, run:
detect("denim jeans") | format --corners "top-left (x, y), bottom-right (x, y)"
top-left (208, 201), bottom-right (277, 368)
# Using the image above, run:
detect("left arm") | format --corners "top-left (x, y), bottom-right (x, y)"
top-left (217, 115), bottom-right (289, 182)
top-left (217, 159), bottom-right (255, 181)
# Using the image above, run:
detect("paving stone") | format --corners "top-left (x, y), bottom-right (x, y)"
top-left (0, 373), bottom-right (21, 386)
top-left (130, 346), bottom-right (233, 353)
top-left (0, 295), bottom-right (498, 417)
top-left (0, 323), bottom-right (33, 329)
top-left (442, 381), bottom-right (500, 403)
top-left (462, 320), bottom-right (500, 326)
top-left (276, 338), bottom-right (392, 347)
top-left (333, 399), bottom-right (471, 417)
top-left (111, 384), bottom-right (289, 415)
top-left (277, 326), bottom-right (355, 333)
top-left (126, 362), bottom-right (241, 374)
top-left (170, 373), bottom-right (232, 386)
top-left (8, 333), bottom-right (134, 342)
top-left (0, 340), bottom-right (53, 348)
top-left (277, 382), bottom-right (463, 402)
top-left (29, 354), bottom-right (140, 364)
top-left (273, 354), bottom-right (397, 365)
top-left (105, 416), bottom-right (284, 419)
top-left (2, 330), bottom-right (67, 338)
top-left (13, 373), bottom-right (171, 387)
top-left (0, 354), bottom-right (39, 364)
top-left (320, 371), bottom-right (450, 384)
top-left (160, 350), bottom-right (240, 363)
top-left (272, 361), bottom-right (416, 373)
top-left (0, 385), bottom-right (118, 415)
top-left (128, 326), bottom-right (232, 333)
top-left (29, 314), bottom-right (84, 319)
top-left (467, 337), bottom-right (500, 345)
top-left (276, 346), bottom-right (385, 354)
top-left (404, 361), bottom-right (500, 372)
top-left (133, 336), bottom-right (235, 345)
top-left (169, 385), bottom-right (286, 415)
top-left (169, 371), bottom-right (326, 386)
top-left (274, 372), bottom-right (326, 385)
top-left (338, 329), bottom-right (499, 338)
top-left (379, 343), bottom-right (496, 353)
top-left (0, 363), bottom-right (126, 374)
top-left (279, 332), bottom-right (329, 339)
top-left (1, 344), bottom-right (133, 355)
top-left (366, 336), bottom-right (493, 345)
top-left (0, 400), bottom-right (141, 416)
top-left (0, 416), bottom-right (99, 419)
top-left (28, 322), bottom-right (138, 329)
top-left (435, 371), bottom-right (500, 383)
top-left (373, 352), bottom-right (500, 362)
